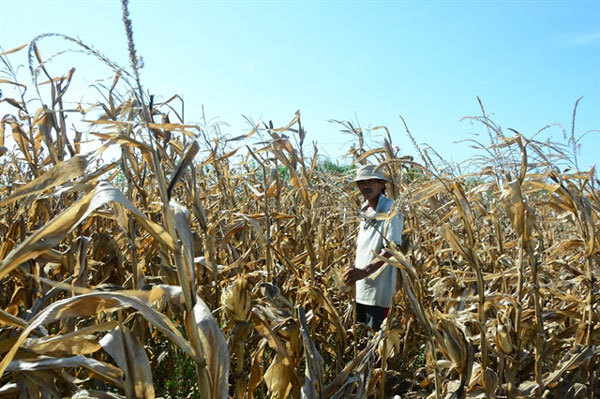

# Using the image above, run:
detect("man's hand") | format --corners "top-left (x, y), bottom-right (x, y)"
top-left (343, 267), bottom-right (369, 285)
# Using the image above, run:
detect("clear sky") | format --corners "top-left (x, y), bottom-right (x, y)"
top-left (1, 0), bottom-right (599, 171)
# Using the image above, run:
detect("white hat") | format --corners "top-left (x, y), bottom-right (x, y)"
top-left (351, 164), bottom-right (391, 183)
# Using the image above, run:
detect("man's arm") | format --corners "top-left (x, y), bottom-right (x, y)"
top-left (343, 248), bottom-right (394, 285)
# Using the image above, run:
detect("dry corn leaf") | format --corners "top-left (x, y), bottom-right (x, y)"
top-left (298, 306), bottom-right (324, 399)
top-left (25, 321), bottom-right (117, 356)
top-left (0, 382), bottom-right (18, 397)
top-left (186, 295), bottom-right (230, 399)
top-left (10, 120), bottom-right (36, 170)
top-left (86, 119), bottom-right (196, 131)
top-left (26, 335), bottom-right (101, 356)
top-left (6, 355), bottom-right (124, 389)
top-left (248, 341), bottom-right (267, 399)
top-left (0, 153), bottom-right (94, 207)
top-left (322, 340), bottom-right (378, 398)
top-left (0, 43), bottom-right (27, 56)
top-left (450, 181), bottom-right (474, 225)
top-left (0, 79), bottom-right (27, 88)
top-left (441, 225), bottom-right (475, 265)
top-left (264, 353), bottom-right (297, 399)
top-left (70, 390), bottom-right (126, 399)
top-left (0, 291), bottom-right (198, 378)
top-left (0, 181), bottom-right (175, 280)
top-left (167, 141), bottom-right (199, 199)
top-left (171, 200), bottom-right (196, 297)
top-left (0, 308), bottom-right (27, 329)
top-left (99, 326), bottom-right (155, 399)
top-left (251, 309), bottom-right (296, 367)
top-left (354, 148), bottom-right (386, 164)
top-left (543, 345), bottom-right (594, 387)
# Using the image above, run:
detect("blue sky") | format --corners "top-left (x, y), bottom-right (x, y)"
top-left (1, 0), bottom-right (599, 170)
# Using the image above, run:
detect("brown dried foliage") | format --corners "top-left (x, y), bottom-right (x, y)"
top-left (0, 34), bottom-right (598, 399)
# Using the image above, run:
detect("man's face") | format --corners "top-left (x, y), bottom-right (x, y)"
top-left (356, 179), bottom-right (386, 202)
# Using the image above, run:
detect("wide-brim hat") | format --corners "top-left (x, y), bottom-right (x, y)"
top-left (351, 164), bottom-right (391, 183)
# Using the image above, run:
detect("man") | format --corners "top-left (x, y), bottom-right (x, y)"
top-left (343, 164), bottom-right (403, 331)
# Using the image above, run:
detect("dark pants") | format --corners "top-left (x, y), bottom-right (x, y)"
top-left (356, 303), bottom-right (388, 331)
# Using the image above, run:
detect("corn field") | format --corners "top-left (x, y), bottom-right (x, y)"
top-left (0, 5), bottom-right (598, 399)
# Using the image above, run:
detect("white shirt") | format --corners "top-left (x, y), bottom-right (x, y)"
top-left (355, 195), bottom-right (403, 307)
